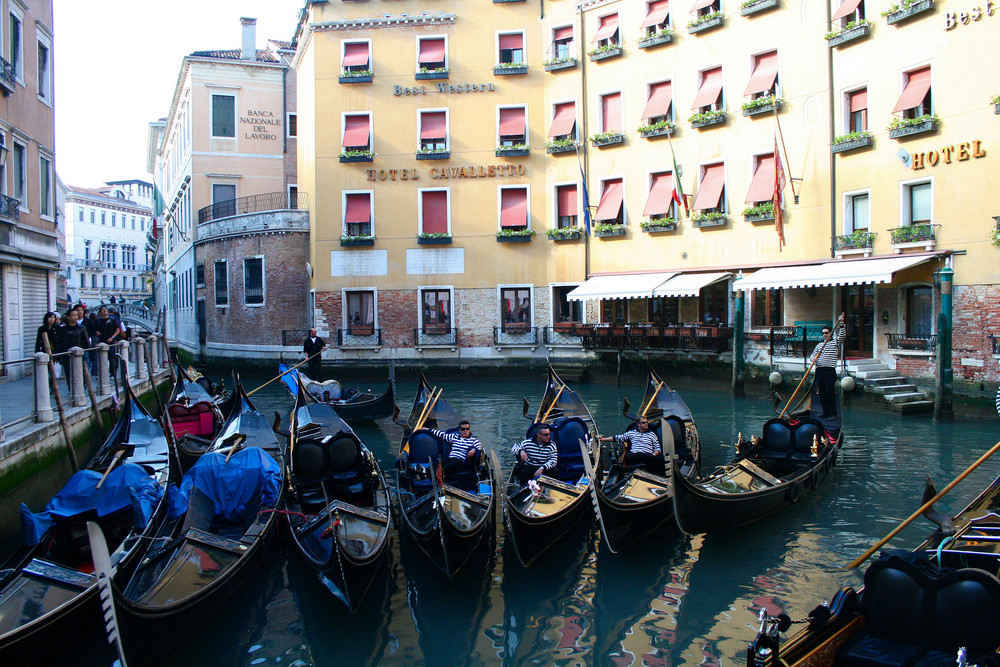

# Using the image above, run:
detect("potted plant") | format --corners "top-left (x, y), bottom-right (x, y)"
top-left (638, 27), bottom-right (676, 48)
top-left (415, 66), bottom-right (450, 80)
top-left (340, 234), bottom-right (376, 247)
top-left (587, 43), bottom-right (623, 61)
top-left (495, 143), bottom-right (530, 157)
top-left (825, 18), bottom-right (873, 45)
top-left (688, 109), bottom-right (728, 128)
top-left (543, 56), bottom-right (577, 71)
top-left (887, 113), bottom-right (939, 138)
top-left (691, 211), bottom-right (728, 227)
top-left (640, 217), bottom-right (677, 232)
top-left (687, 10), bottom-right (725, 32)
top-left (742, 201), bottom-right (774, 222)
top-left (590, 131), bottom-right (625, 147)
top-left (339, 69), bottom-right (373, 83)
top-left (493, 61), bottom-right (528, 75)
top-left (339, 149), bottom-right (375, 163)
top-left (594, 222), bottom-right (627, 237)
top-left (992, 93), bottom-right (1000, 115)
top-left (831, 130), bottom-right (874, 153)
top-left (496, 228), bottom-right (536, 242)
top-left (545, 138), bottom-right (579, 154)
top-left (741, 95), bottom-right (782, 116)
top-left (417, 232), bottom-right (453, 245)
top-left (638, 119), bottom-right (676, 138)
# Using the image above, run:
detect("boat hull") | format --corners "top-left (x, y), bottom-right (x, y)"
top-left (502, 470), bottom-right (593, 567)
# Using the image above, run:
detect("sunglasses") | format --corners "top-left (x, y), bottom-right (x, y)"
top-left (460, 426), bottom-right (471, 431)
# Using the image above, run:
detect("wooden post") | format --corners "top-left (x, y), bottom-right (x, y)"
top-left (41, 335), bottom-right (80, 472)
top-left (81, 362), bottom-right (106, 438)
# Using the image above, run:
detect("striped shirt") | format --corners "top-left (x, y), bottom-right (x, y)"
top-left (810, 324), bottom-right (845, 368)
top-left (512, 439), bottom-right (558, 471)
top-left (613, 429), bottom-right (661, 455)
top-left (995, 386), bottom-right (999, 418)
top-left (430, 428), bottom-right (483, 461)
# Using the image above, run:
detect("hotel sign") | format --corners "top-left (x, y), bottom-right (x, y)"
top-left (944, 1), bottom-right (996, 28)
top-left (366, 165), bottom-right (527, 181)
top-left (911, 140), bottom-right (986, 169)
top-left (394, 82), bottom-right (497, 96)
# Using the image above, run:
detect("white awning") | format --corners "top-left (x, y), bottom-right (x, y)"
top-left (733, 256), bottom-right (934, 292)
top-left (567, 272), bottom-right (677, 301)
top-left (653, 271), bottom-right (731, 297)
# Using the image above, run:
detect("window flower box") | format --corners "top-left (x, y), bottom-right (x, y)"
top-left (883, 0), bottom-right (934, 25)
top-left (588, 45), bottom-right (623, 62)
top-left (742, 96), bottom-right (782, 117)
top-left (638, 30), bottom-right (676, 49)
top-left (888, 115), bottom-right (939, 139)
top-left (493, 0), bottom-right (526, 3)
top-left (545, 140), bottom-right (579, 154)
top-left (740, 0), bottom-right (779, 16)
top-left (991, 95), bottom-right (1000, 114)
top-left (496, 145), bottom-right (530, 157)
top-left (831, 131), bottom-right (874, 154)
top-left (547, 227), bottom-right (582, 241)
top-left (415, 68), bottom-right (449, 80)
top-left (825, 21), bottom-right (872, 47)
top-left (416, 149), bottom-right (450, 160)
top-left (638, 121), bottom-right (676, 138)
top-left (743, 202), bottom-right (775, 223)
top-left (594, 223), bottom-right (627, 237)
top-left (833, 230), bottom-right (876, 251)
top-left (417, 233), bottom-right (453, 245)
top-left (640, 219), bottom-right (677, 233)
top-left (339, 70), bottom-right (373, 84)
top-left (544, 57), bottom-right (577, 72)
top-left (692, 213), bottom-right (728, 228)
top-left (689, 110), bottom-right (727, 129)
top-left (339, 150), bottom-right (375, 163)
top-left (990, 217), bottom-right (1000, 246)
top-left (496, 228), bottom-right (536, 242)
top-left (341, 235), bottom-right (375, 247)
top-left (590, 132), bottom-right (625, 148)
top-left (494, 64), bottom-right (528, 76)
top-left (687, 12), bottom-right (725, 34)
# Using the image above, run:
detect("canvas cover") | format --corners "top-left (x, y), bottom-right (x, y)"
top-left (167, 448), bottom-right (280, 525)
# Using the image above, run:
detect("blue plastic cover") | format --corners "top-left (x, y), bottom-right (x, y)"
top-left (279, 364), bottom-right (298, 397)
top-left (166, 447), bottom-right (281, 524)
top-left (20, 463), bottom-right (162, 546)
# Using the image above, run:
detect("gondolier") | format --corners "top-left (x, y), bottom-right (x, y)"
top-left (303, 329), bottom-right (327, 381)
top-left (429, 420), bottom-right (483, 476)
top-left (810, 316), bottom-right (845, 419)
top-left (601, 417), bottom-right (664, 475)
top-left (512, 425), bottom-right (558, 485)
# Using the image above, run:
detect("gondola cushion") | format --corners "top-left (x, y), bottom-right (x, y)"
top-left (791, 419), bottom-right (824, 461)
top-left (664, 416), bottom-right (687, 457)
top-left (760, 419), bottom-right (794, 459)
top-left (552, 418), bottom-right (588, 482)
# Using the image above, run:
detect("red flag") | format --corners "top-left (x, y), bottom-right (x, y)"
top-left (773, 136), bottom-right (786, 251)
top-left (670, 146), bottom-right (690, 218)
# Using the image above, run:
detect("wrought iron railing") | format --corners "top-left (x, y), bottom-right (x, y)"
top-left (0, 56), bottom-right (15, 92)
top-left (989, 334), bottom-right (999, 355)
top-left (0, 194), bottom-right (20, 222)
top-left (282, 329), bottom-right (312, 347)
top-left (414, 327), bottom-right (458, 346)
top-left (197, 191), bottom-right (309, 225)
top-left (337, 327), bottom-right (381, 348)
top-left (889, 223), bottom-right (937, 244)
top-left (543, 325), bottom-right (585, 346)
top-left (578, 323), bottom-right (734, 353)
top-left (833, 231), bottom-right (876, 251)
top-left (494, 326), bottom-right (539, 346)
top-left (885, 333), bottom-right (935, 351)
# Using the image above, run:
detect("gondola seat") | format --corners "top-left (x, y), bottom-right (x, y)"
top-left (326, 435), bottom-right (370, 505)
top-left (790, 419), bottom-right (824, 461)
top-left (664, 416), bottom-right (688, 458)
top-left (760, 419), bottom-right (794, 460)
top-left (551, 417), bottom-right (589, 483)
top-left (169, 401), bottom-right (216, 438)
top-left (406, 430), bottom-right (444, 493)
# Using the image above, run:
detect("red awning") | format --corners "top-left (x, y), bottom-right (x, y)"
top-left (691, 0), bottom-right (716, 11)
top-left (557, 184), bottom-right (578, 216)
top-left (345, 193), bottom-right (371, 223)
top-left (343, 115), bottom-right (370, 148)
top-left (602, 93), bottom-right (622, 133)
top-left (342, 42), bottom-right (369, 67)
top-left (418, 38), bottom-right (445, 64)
top-left (832, 0), bottom-right (863, 20)
top-left (892, 67), bottom-right (931, 113)
top-left (421, 191), bottom-right (448, 234)
top-left (692, 164), bottom-right (725, 210)
top-left (499, 107), bottom-right (526, 136)
top-left (500, 188), bottom-right (528, 228)
top-left (548, 103), bottom-right (576, 137)
top-left (641, 0), bottom-right (671, 28)
top-left (642, 81), bottom-right (672, 119)
top-left (591, 13), bottom-right (619, 42)
top-left (644, 172), bottom-right (675, 217)
top-left (691, 68), bottom-right (723, 109)
top-left (595, 180), bottom-right (624, 220)
top-left (850, 89), bottom-right (868, 112)
top-left (420, 111), bottom-right (446, 139)
top-left (745, 156), bottom-right (776, 203)
top-left (745, 51), bottom-right (779, 96)
top-left (553, 26), bottom-right (574, 40)
top-left (499, 33), bottom-right (523, 50)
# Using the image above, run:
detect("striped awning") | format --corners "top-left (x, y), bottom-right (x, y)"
top-left (733, 256), bottom-right (934, 291)
top-left (567, 272), bottom-right (677, 301)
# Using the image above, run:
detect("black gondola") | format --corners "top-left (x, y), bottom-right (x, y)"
top-left (165, 362), bottom-right (226, 470)
top-left (114, 373), bottom-right (284, 654)
top-left (0, 373), bottom-right (171, 662)
top-left (282, 375), bottom-right (392, 612)
top-left (500, 365), bottom-right (597, 567)
top-left (279, 364), bottom-right (394, 421)
top-left (669, 379), bottom-right (842, 535)
top-left (586, 366), bottom-right (701, 552)
top-left (394, 372), bottom-right (496, 580)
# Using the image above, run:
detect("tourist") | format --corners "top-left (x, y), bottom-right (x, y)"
top-left (512, 424), bottom-right (558, 485)
top-left (34, 312), bottom-right (59, 354)
top-left (96, 305), bottom-right (122, 377)
top-left (302, 328), bottom-right (326, 381)
top-left (810, 317), bottom-right (846, 419)
top-left (428, 420), bottom-right (483, 476)
top-left (59, 308), bottom-right (89, 392)
top-left (600, 416), bottom-right (664, 475)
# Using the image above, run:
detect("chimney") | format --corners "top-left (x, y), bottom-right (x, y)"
top-left (241, 17), bottom-right (256, 60)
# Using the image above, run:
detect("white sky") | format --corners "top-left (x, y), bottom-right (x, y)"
top-left (53, 0), bottom-right (304, 188)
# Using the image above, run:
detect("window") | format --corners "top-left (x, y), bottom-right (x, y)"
top-left (847, 88), bottom-right (868, 132)
top-left (648, 297), bottom-right (679, 324)
top-left (745, 154), bottom-right (777, 206)
top-left (38, 155), bottom-right (52, 217)
top-left (893, 66), bottom-right (932, 120)
top-left (288, 185), bottom-right (299, 209)
top-left (102, 275), bottom-right (107, 289)
top-left (700, 280), bottom-right (729, 326)
top-left (37, 36), bottom-right (51, 102)
top-left (600, 92), bottom-right (623, 134)
top-left (498, 32), bottom-right (525, 65)
top-left (421, 288), bottom-right (452, 331)
top-left (905, 286), bottom-right (932, 337)
top-left (419, 110), bottom-right (447, 150)
top-left (595, 178), bottom-right (624, 224)
top-left (111, 213), bottom-right (116, 227)
top-left (419, 189), bottom-right (449, 235)
top-left (112, 275), bottom-right (118, 290)
top-left (642, 81), bottom-right (674, 125)
top-left (344, 192), bottom-right (373, 237)
top-left (342, 41), bottom-right (370, 73)
top-left (832, 0), bottom-right (866, 27)
top-left (691, 0), bottom-right (722, 17)
top-left (555, 184), bottom-right (579, 228)
top-left (0, 135), bottom-right (5, 196)
top-left (214, 261), bottom-right (228, 306)
top-left (644, 172), bottom-right (678, 222)
top-left (752, 289), bottom-right (783, 327)
top-left (11, 141), bottom-right (25, 204)
top-left (692, 67), bottom-right (724, 112)
top-left (212, 183), bottom-right (236, 218)
top-left (78, 208), bottom-right (84, 222)
top-left (80, 273), bottom-right (86, 289)
top-left (244, 257), bottom-right (264, 305)
top-left (845, 191), bottom-right (870, 232)
top-left (196, 264), bottom-right (205, 287)
top-left (90, 210), bottom-right (95, 223)
top-left (417, 37), bottom-right (447, 71)
top-left (211, 94), bottom-right (236, 138)
top-left (101, 211), bottom-right (106, 225)
top-left (904, 181), bottom-right (932, 225)
top-left (745, 51), bottom-right (779, 100)
top-left (131, 216), bottom-right (136, 230)
top-left (498, 106), bottom-right (526, 146)
top-left (91, 275), bottom-right (96, 288)
top-left (553, 286), bottom-right (583, 323)
top-left (591, 13), bottom-right (620, 48)
top-left (641, 1), bottom-right (672, 35)
top-left (501, 287), bottom-right (531, 329)
top-left (693, 163), bottom-right (726, 214)
top-left (601, 300), bottom-right (627, 324)
top-left (346, 290), bottom-right (375, 332)
top-left (551, 26), bottom-right (574, 59)
top-left (548, 102), bottom-right (577, 141)
top-left (342, 113), bottom-right (372, 151)
top-left (287, 113), bottom-right (297, 138)
top-left (499, 186), bottom-right (529, 230)
top-left (9, 11), bottom-right (23, 81)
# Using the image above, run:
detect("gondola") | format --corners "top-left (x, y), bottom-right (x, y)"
top-left (0, 371), bottom-right (172, 662)
top-left (585, 366), bottom-right (701, 552)
top-left (747, 464), bottom-right (1000, 667)
top-left (113, 373), bottom-right (284, 654)
top-left (668, 378), bottom-right (842, 535)
top-left (165, 362), bottom-right (226, 470)
top-left (278, 363), bottom-right (394, 421)
top-left (500, 365), bottom-right (597, 567)
top-left (393, 372), bottom-right (496, 580)
top-left (281, 374), bottom-right (392, 612)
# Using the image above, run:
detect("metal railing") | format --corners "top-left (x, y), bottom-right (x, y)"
top-left (283, 329), bottom-right (312, 347)
top-left (414, 327), bottom-right (458, 346)
top-left (337, 327), bottom-right (382, 348)
top-left (197, 191), bottom-right (310, 225)
top-left (578, 323), bottom-right (734, 353)
top-left (494, 326), bottom-right (539, 346)
top-left (0, 193), bottom-right (20, 222)
top-left (0, 56), bottom-right (14, 92)
top-left (888, 223), bottom-right (938, 244)
top-left (885, 333), bottom-right (935, 351)
top-left (75, 258), bottom-right (103, 269)
top-left (543, 325), bottom-right (584, 346)
top-left (989, 334), bottom-right (999, 355)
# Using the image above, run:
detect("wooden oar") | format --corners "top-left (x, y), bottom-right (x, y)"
top-left (580, 436), bottom-right (617, 555)
top-left (640, 381), bottom-right (665, 417)
top-left (96, 449), bottom-right (126, 490)
top-left (848, 438), bottom-right (1000, 569)
top-left (247, 348), bottom-right (325, 397)
top-left (538, 385), bottom-right (565, 424)
top-left (86, 521), bottom-right (129, 667)
top-left (779, 313), bottom-right (844, 419)
top-left (413, 388), bottom-right (442, 431)
top-left (412, 386), bottom-right (437, 429)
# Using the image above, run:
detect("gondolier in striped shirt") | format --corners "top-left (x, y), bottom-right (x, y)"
top-left (810, 316), bottom-right (846, 419)
top-left (429, 420), bottom-right (483, 476)
top-left (512, 425), bottom-right (558, 485)
top-left (600, 416), bottom-right (664, 475)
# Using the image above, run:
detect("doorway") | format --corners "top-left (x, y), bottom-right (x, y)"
top-left (841, 284), bottom-right (874, 356)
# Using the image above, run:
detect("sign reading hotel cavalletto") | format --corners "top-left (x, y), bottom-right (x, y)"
top-left (240, 109), bottom-right (281, 140)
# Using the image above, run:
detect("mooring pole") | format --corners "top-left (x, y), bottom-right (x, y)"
top-left (732, 287), bottom-right (746, 397)
top-left (934, 266), bottom-right (954, 422)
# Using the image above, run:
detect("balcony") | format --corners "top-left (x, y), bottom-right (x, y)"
top-left (75, 258), bottom-right (104, 270)
top-left (337, 327), bottom-right (382, 349)
top-left (493, 64), bottom-right (528, 76)
top-left (690, 111), bottom-right (727, 129)
top-left (547, 227), bottom-right (582, 241)
top-left (0, 56), bottom-right (15, 95)
top-left (687, 13), bottom-right (725, 34)
top-left (742, 97), bottom-right (782, 118)
top-left (494, 325), bottom-right (539, 348)
top-left (639, 122), bottom-right (676, 139)
top-left (594, 223), bottom-right (627, 238)
top-left (414, 326), bottom-right (458, 348)
top-left (545, 141), bottom-right (578, 155)
top-left (888, 116), bottom-right (939, 140)
top-left (889, 223), bottom-right (937, 252)
top-left (197, 191), bottom-right (309, 225)
top-left (0, 194), bottom-right (20, 222)
top-left (831, 132), bottom-right (874, 154)
top-left (495, 146), bottom-right (530, 158)
top-left (579, 323), bottom-right (733, 353)
top-left (544, 325), bottom-right (584, 347)
top-left (833, 231), bottom-right (876, 257)
top-left (692, 214), bottom-right (729, 228)
top-left (591, 132), bottom-right (625, 149)
top-left (415, 69), bottom-right (449, 81)
top-left (415, 149), bottom-right (450, 160)
top-left (885, 333), bottom-right (935, 351)
top-left (339, 71), bottom-right (373, 84)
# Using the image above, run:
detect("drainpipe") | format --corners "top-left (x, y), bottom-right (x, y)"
top-left (826, 0), bottom-right (837, 258)
top-left (578, 5), bottom-right (590, 283)
top-left (933, 266), bottom-right (953, 421)
top-left (732, 283), bottom-right (745, 397)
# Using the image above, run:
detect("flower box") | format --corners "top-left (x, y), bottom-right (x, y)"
top-left (639, 124), bottom-right (676, 139)
top-left (341, 237), bottom-right (375, 247)
top-left (690, 113), bottom-right (727, 129)
top-left (745, 212), bottom-right (775, 224)
top-left (740, 0), bottom-right (779, 16)
top-left (885, 0), bottom-right (934, 25)
top-left (827, 23), bottom-right (872, 47)
top-left (692, 215), bottom-right (728, 228)
top-left (641, 222), bottom-right (677, 233)
top-left (591, 133), bottom-right (624, 148)
top-left (495, 147), bottom-right (530, 157)
top-left (638, 32), bottom-right (675, 49)
top-left (416, 150), bottom-right (450, 160)
top-left (594, 225), bottom-right (627, 238)
top-left (995, 103), bottom-right (1000, 115)
top-left (494, 65), bottom-right (528, 76)
top-left (544, 58), bottom-right (577, 72)
top-left (417, 236), bottom-right (453, 245)
top-left (547, 228), bottom-right (582, 241)
top-left (687, 14), bottom-right (725, 34)
top-left (546, 142), bottom-right (578, 154)
top-left (496, 232), bottom-right (534, 243)
top-left (339, 153), bottom-right (374, 163)
top-left (339, 74), bottom-right (373, 84)
top-left (415, 70), bottom-right (449, 80)
top-left (889, 119), bottom-right (937, 140)
top-left (588, 46), bottom-right (623, 62)
top-left (493, 0), bottom-right (526, 3)
top-left (831, 134), bottom-right (874, 154)
top-left (743, 99), bottom-right (782, 117)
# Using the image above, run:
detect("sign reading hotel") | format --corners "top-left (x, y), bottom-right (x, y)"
top-left (240, 109), bottom-right (281, 140)
top-left (911, 140), bottom-right (985, 169)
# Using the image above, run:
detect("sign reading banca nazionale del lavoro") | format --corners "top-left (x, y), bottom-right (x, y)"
top-left (240, 109), bottom-right (281, 140)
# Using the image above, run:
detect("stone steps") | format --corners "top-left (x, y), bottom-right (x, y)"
top-left (844, 359), bottom-right (933, 414)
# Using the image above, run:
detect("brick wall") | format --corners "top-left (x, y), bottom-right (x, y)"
top-left (952, 284), bottom-right (1000, 384)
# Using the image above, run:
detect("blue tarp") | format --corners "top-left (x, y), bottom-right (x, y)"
top-left (20, 463), bottom-right (162, 546)
top-left (166, 447), bottom-right (281, 525)
top-left (279, 364), bottom-right (298, 397)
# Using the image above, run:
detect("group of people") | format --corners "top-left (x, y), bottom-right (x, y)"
top-left (34, 303), bottom-right (129, 388)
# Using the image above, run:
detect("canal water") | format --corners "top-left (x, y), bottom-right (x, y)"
top-left (7, 371), bottom-right (1000, 666)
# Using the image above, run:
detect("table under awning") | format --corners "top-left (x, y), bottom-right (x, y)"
top-left (653, 271), bottom-right (731, 297)
top-left (567, 272), bottom-right (677, 301)
top-left (733, 255), bottom-right (935, 291)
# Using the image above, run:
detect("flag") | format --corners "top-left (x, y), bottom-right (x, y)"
top-left (668, 137), bottom-right (690, 218)
top-left (152, 184), bottom-right (166, 240)
top-left (773, 134), bottom-right (786, 251)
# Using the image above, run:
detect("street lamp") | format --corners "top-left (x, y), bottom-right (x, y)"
top-left (0, 142), bottom-right (9, 168)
